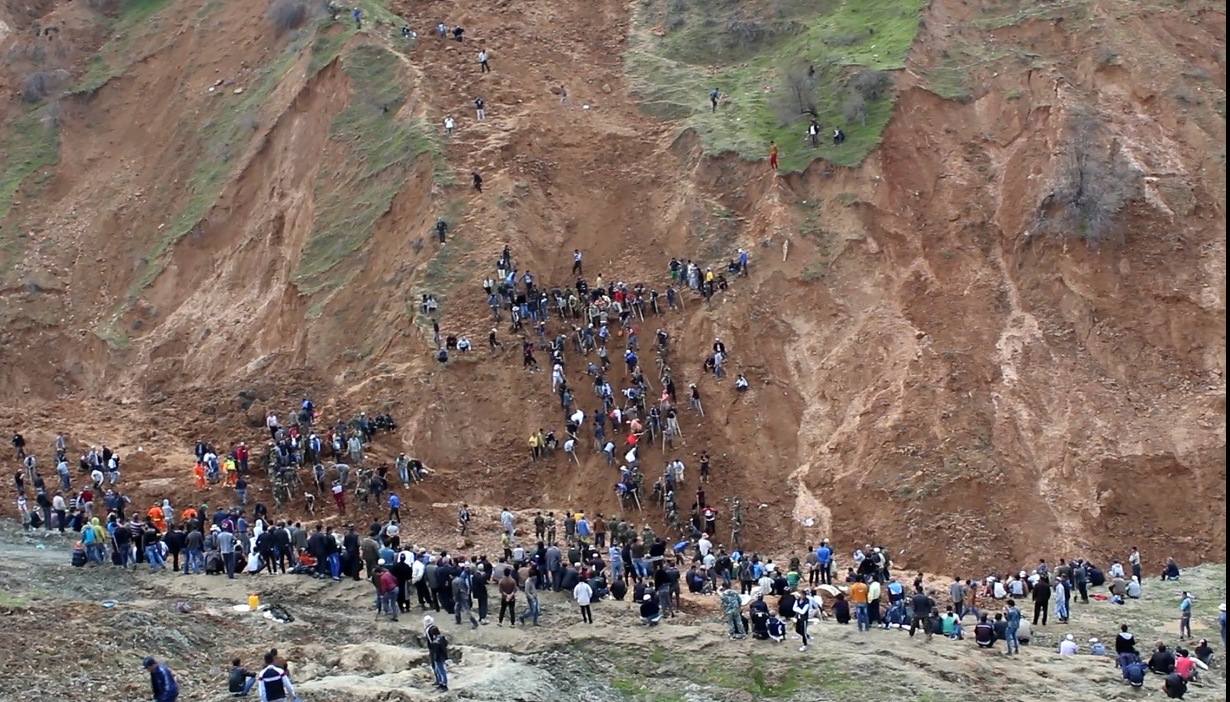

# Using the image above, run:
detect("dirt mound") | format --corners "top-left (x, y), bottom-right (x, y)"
top-left (0, 0), bottom-right (1224, 575)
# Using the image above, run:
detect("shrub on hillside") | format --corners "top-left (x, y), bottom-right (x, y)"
top-left (850, 69), bottom-right (893, 102)
top-left (770, 60), bottom-right (822, 125)
top-left (266, 0), bottom-right (309, 37)
top-left (21, 71), bottom-right (54, 103)
top-left (1034, 107), bottom-right (1140, 244)
top-left (841, 93), bottom-right (867, 126)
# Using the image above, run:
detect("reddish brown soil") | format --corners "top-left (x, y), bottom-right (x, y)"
top-left (0, 0), bottom-right (1223, 572)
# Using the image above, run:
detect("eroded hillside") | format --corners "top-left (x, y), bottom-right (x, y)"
top-left (0, 0), bottom-right (1224, 571)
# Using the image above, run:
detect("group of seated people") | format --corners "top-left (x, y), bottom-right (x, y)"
top-left (1113, 626), bottom-right (1212, 699)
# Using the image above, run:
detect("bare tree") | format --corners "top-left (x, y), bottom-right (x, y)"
top-left (842, 93), bottom-right (867, 126)
top-left (1034, 107), bottom-right (1140, 243)
top-left (266, 0), bottom-right (309, 37)
top-left (770, 60), bottom-right (817, 125)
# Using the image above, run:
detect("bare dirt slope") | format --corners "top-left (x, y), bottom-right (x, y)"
top-left (0, 0), bottom-right (1224, 571)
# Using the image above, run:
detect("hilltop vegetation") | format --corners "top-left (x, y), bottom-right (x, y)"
top-left (626, 0), bottom-right (926, 169)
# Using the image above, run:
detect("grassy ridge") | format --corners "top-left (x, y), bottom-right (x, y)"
top-left (108, 1), bottom-right (414, 301)
top-left (294, 42), bottom-right (443, 300)
top-left (626, 0), bottom-right (926, 170)
top-left (0, 109), bottom-right (61, 281)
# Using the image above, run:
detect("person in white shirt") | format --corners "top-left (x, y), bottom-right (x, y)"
top-left (50, 492), bottom-right (67, 532)
top-left (808, 591), bottom-right (825, 621)
top-left (758, 566), bottom-right (775, 599)
top-left (1058, 633), bottom-right (1078, 656)
top-left (563, 439), bottom-right (578, 464)
top-left (992, 579), bottom-right (1007, 600)
top-left (1128, 548), bottom-right (1141, 581)
top-left (1109, 560), bottom-right (1126, 579)
top-left (16, 496), bottom-right (29, 529)
top-left (697, 535), bottom-right (712, 558)
top-left (266, 412), bottom-right (279, 438)
top-left (443, 116), bottom-right (455, 135)
top-left (573, 580), bottom-right (594, 623)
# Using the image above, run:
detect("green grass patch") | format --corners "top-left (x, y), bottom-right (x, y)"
top-left (973, 0), bottom-right (1090, 30)
top-left (70, 0), bottom-right (183, 93)
top-left (93, 319), bottom-right (132, 350)
top-left (0, 109), bottom-right (60, 223)
top-left (0, 591), bottom-right (31, 608)
top-left (128, 30), bottom-right (326, 296)
top-left (421, 229), bottom-right (475, 304)
top-left (295, 42), bottom-right (443, 297)
top-left (0, 107), bottom-right (61, 278)
top-left (627, 0), bottom-right (927, 170)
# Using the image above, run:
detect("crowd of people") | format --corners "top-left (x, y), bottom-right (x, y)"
top-left (11, 238), bottom-right (1226, 700)
top-left (10, 239), bottom-right (1225, 702)
top-left (7, 27), bottom-right (1223, 694)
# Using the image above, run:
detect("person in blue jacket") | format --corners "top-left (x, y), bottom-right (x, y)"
top-left (144, 656), bottom-right (179, 702)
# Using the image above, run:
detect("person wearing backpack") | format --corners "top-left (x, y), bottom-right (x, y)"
top-left (424, 615), bottom-right (450, 691)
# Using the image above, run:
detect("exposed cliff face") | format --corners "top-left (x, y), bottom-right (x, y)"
top-left (0, 0), bottom-right (1223, 571)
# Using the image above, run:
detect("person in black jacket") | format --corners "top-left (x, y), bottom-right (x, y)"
top-left (424, 615), bottom-right (449, 690)
top-left (343, 525), bottom-right (361, 581)
top-left (388, 555), bottom-right (414, 612)
top-left (227, 658), bottom-right (256, 697)
top-left (974, 614), bottom-right (997, 648)
top-left (1031, 576), bottom-right (1051, 626)
top-left (909, 590), bottom-right (934, 640)
top-left (1163, 671), bottom-right (1187, 699)
top-left (254, 530), bottom-right (275, 575)
top-left (164, 525), bottom-right (185, 572)
top-left (113, 516), bottom-right (133, 568)
top-left (1149, 642), bottom-right (1177, 675)
top-left (471, 564), bottom-right (490, 623)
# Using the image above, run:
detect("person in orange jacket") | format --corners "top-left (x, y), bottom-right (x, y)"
top-left (193, 462), bottom-right (207, 490)
top-left (769, 141), bottom-right (779, 170)
top-left (148, 504), bottom-right (166, 532)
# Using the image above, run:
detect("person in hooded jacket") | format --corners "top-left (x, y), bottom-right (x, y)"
top-left (425, 615), bottom-right (449, 690)
top-left (1116, 624), bottom-right (1138, 655)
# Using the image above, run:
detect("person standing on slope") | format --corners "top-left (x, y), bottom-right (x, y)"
top-left (793, 588), bottom-right (813, 651)
top-left (425, 615), bottom-right (450, 691)
top-left (769, 141), bottom-right (778, 171)
top-left (574, 577), bottom-right (594, 624)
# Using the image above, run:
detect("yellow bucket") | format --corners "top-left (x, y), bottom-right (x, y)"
top-left (248, 593), bottom-right (260, 610)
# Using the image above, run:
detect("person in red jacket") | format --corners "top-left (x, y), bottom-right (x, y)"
top-left (234, 443), bottom-right (249, 474)
top-left (769, 141), bottom-right (779, 170)
top-left (379, 566), bottom-right (400, 621)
